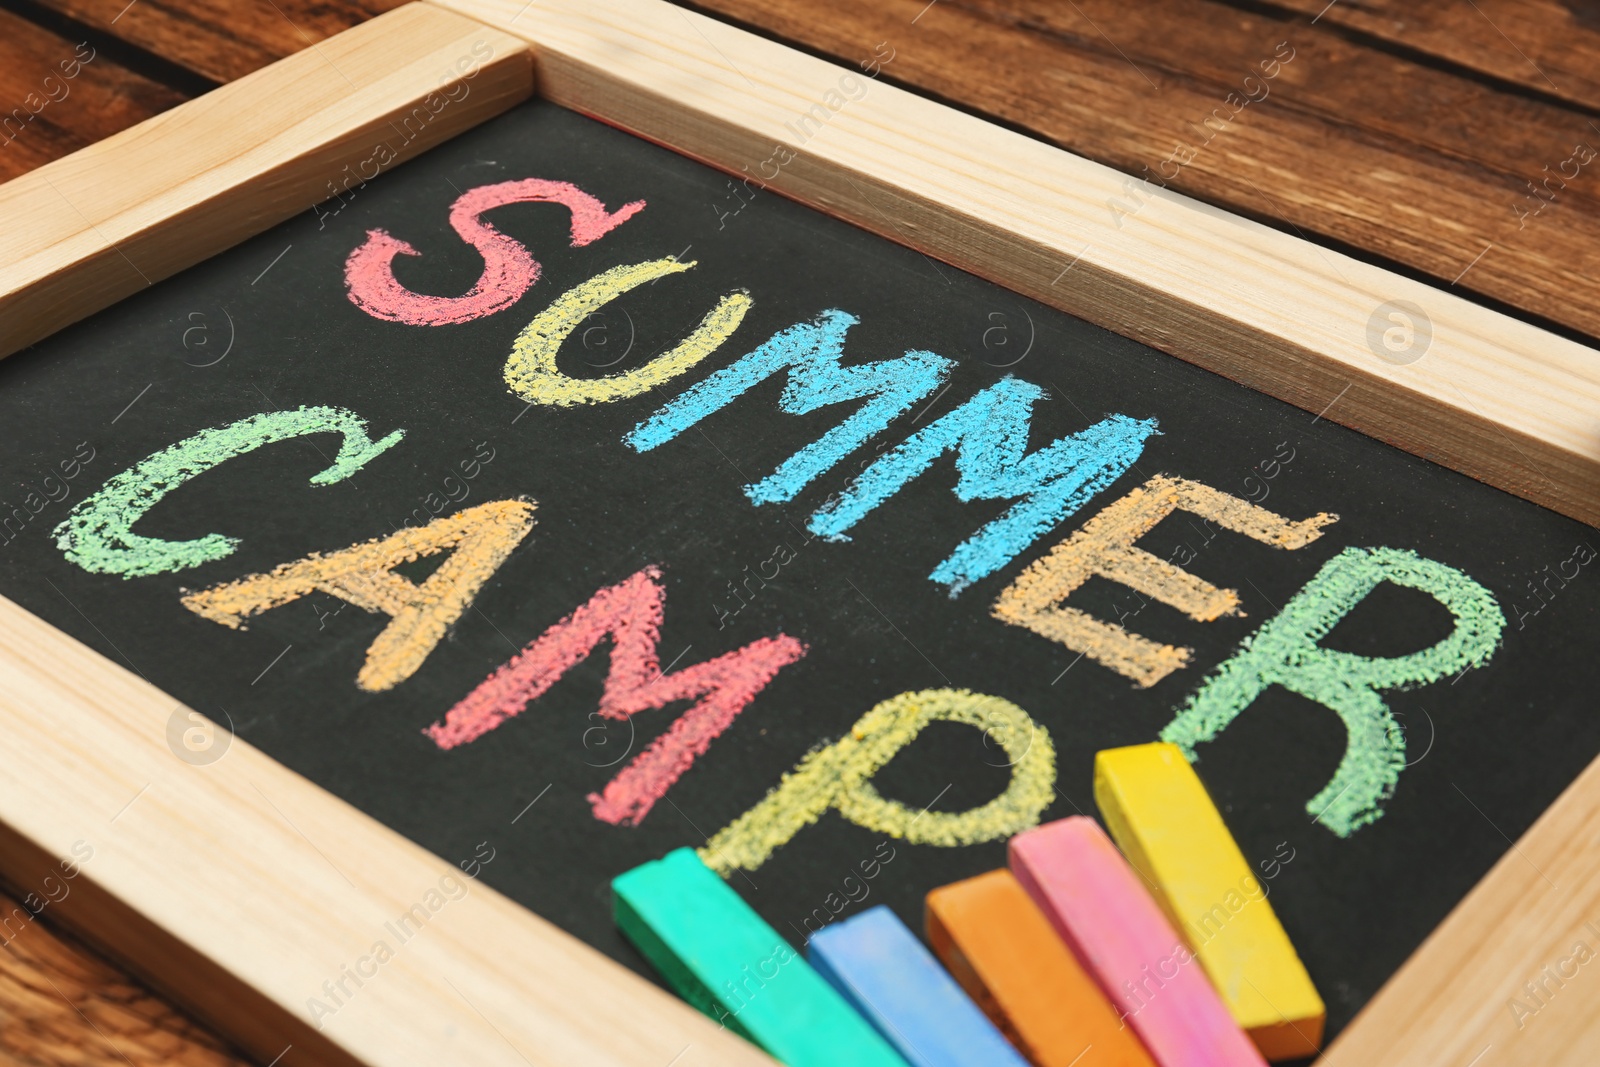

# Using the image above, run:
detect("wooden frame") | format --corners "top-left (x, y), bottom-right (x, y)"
top-left (0, 1), bottom-right (1597, 1064)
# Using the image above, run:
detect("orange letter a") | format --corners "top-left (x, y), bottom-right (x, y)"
top-left (181, 499), bottom-right (536, 692)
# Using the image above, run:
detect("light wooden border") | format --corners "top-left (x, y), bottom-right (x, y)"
top-left (0, 2), bottom-right (535, 357)
top-left (0, 1), bottom-right (1597, 1064)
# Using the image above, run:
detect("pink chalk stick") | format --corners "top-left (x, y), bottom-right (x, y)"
top-left (1009, 817), bottom-right (1266, 1067)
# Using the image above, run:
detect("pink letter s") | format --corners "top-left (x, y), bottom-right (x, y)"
top-left (344, 179), bottom-right (645, 326)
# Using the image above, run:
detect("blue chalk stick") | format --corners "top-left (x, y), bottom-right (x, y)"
top-left (613, 848), bottom-right (909, 1067)
top-left (807, 905), bottom-right (1032, 1067)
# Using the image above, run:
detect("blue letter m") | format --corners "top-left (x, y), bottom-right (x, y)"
top-left (625, 310), bottom-right (953, 505)
top-left (809, 377), bottom-right (1159, 594)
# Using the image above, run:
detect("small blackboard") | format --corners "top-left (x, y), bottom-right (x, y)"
top-left (2, 98), bottom-right (1596, 1052)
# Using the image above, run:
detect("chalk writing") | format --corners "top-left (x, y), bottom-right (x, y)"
top-left (181, 499), bottom-right (536, 691)
top-left (55, 407), bottom-right (403, 578)
top-left (426, 565), bottom-right (806, 825)
top-left (628, 309), bottom-right (952, 505)
top-left (344, 178), bottom-right (645, 325)
top-left (810, 377), bottom-right (1157, 594)
top-left (1162, 547), bottom-right (1505, 836)
top-left (993, 473), bottom-right (1336, 687)
top-left (700, 688), bottom-right (1055, 874)
top-left (504, 257), bottom-right (749, 405)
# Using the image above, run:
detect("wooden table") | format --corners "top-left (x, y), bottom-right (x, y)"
top-left (1, 0), bottom-right (1596, 1062)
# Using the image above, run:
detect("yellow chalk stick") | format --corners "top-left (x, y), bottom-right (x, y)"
top-left (1093, 743), bottom-right (1324, 1061)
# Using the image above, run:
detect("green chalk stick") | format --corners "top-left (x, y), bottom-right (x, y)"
top-left (613, 848), bottom-right (909, 1067)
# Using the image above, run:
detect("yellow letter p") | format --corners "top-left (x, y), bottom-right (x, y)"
top-left (699, 688), bottom-right (1056, 876)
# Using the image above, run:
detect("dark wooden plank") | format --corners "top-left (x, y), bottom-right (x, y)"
top-left (0, 891), bottom-right (244, 1067)
top-left (1263, 0), bottom-right (1600, 113)
top-left (0, 10), bottom-right (183, 183)
top-left (30, 0), bottom-right (411, 85)
top-left (17, 0), bottom-right (1600, 342)
top-left (0, 14), bottom-right (201, 1063)
top-left (687, 0), bottom-right (1600, 341)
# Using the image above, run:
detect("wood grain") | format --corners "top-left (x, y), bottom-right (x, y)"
top-left (1264, 0), bottom-right (1600, 113)
top-left (0, 586), bottom-right (773, 1067)
top-left (1320, 750), bottom-right (1600, 1066)
top-left (0, 1), bottom-right (535, 359)
top-left (0, 892), bottom-right (244, 1067)
top-left (30, 0), bottom-right (411, 86)
top-left (1, 1), bottom-right (1599, 1064)
top-left (14, 0), bottom-right (1600, 346)
top-left (439, 0), bottom-right (1600, 528)
top-left (0, 9), bottom-right (183, 184)
top-left (684, 0), bottom-right (1600, 344)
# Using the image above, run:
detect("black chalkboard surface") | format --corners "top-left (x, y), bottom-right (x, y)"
top-left (1, 99), bottom-right (1596, 1049)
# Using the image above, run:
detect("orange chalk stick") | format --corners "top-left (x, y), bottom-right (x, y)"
top-left (925, 869), bottom-right (1154, 1067)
